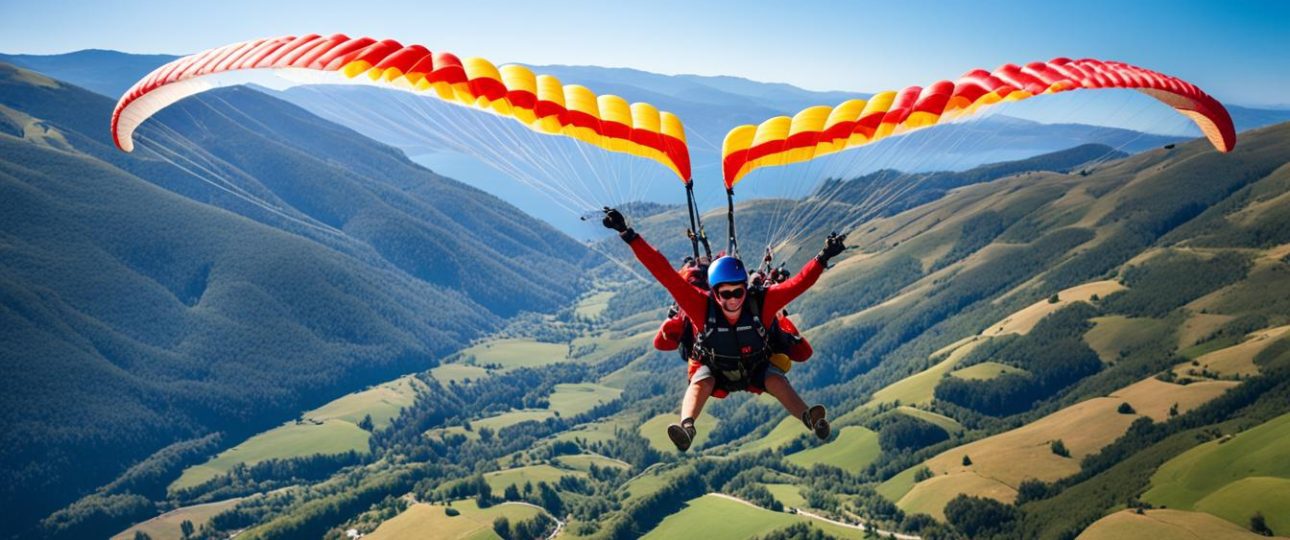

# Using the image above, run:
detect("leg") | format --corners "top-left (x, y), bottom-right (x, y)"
top-left (762, 373), bottom-right (808, 420)
top-left (764, 372), bottom-right (830, 440)
top-left (681, 376), bottom-right (716, 422)
top-left (670, 367), bottom-right (716, 452)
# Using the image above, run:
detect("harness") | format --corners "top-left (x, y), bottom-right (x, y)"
top-left (691, 291), bottom-right (773, 392)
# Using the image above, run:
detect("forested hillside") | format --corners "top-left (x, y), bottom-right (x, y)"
top-left (0, 62), bottom-right (587, 535)
top-left (80, 116), bottom-right (1287, 540)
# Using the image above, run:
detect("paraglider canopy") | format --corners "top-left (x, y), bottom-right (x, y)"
top-left (721, 58), bottom-right (1236, 188)
top-left (110, 34), bottom-right (692, 181)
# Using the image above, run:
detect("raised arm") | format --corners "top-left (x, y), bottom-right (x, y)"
top-left (603, 208), bottom-right (708, 320)
top-left (762, 232), bottom-right (847, 318)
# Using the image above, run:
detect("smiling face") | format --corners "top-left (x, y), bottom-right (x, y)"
top-left (714, 282), bottom-right (747, 316)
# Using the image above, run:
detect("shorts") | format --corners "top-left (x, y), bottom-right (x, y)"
top-left (688, 359), bottom-right (786, 398)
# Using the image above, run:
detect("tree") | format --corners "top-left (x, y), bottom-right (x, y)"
top-left (134, 532), bottom-right (152, 540)
top-left (1251, 511), bottom-right (1273, 536)
top-left (1015, 478), bottom-right (1049, 504)
top-left (358, 414), bottom-right (374, 431)
top-left (445, 507), bottom-right (460, 517)
top-left (504, 484), bottom-right (521, 501)
top-left (180, 519), bottom-right (194, 539)
top-left (1051, 439), bottom-right (1071, 457)
top-left (962, 455), bottom-right (972, 466)
top-left (493, 517), bottom-right (511, 540)
top-left (1118, 402), bottom-right (1136, 414)
top-left (914, 467), bottom-right (934, 482)
top-left (1048, 293), bottom-right (1060, 304)
top-left (944, 494), bottom-right (1018, 538)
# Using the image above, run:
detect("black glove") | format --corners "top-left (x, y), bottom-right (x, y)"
top-left (602, 207), bottom-right (637, 243)
top-left (602, 207), bottom-right (627, 232)
top-left (816, 232), bottom-right (847, 265)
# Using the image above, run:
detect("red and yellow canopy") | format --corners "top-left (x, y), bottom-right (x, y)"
top-left (721, 58), bottom-right (1235, 188)
top-left (111, 34), bottom-right (691, 180)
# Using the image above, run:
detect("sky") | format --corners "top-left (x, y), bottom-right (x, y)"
top-left (1, 0), bottom-right (1288, 107)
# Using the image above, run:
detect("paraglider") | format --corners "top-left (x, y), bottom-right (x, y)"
top-left (111, 38), bottom-right (1239, 454)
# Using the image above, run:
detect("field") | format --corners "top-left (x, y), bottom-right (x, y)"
top-left (884, 375), bottom-right (1239, 508)
top-left (430, 409), bottom-right (556, 440)
top-left (1084, 316), bottom-right (1174, 363)
top-left (1177, 312), bottom-right (1236, 348)
top-left (484, 464), bottom-right (585, 492)
top-left (574, 291), bottom-right (614, 319)
top-left (172, 420), bottom-right (369, 490)
top-left (785, 427), bottom-right (881, 471)
top-left (1108, 377), bottom-right (1238, 421)
top-left (366, 499), bottom-right (542, 540)
top-left (458, 338), bottom-right (570, 369)
top-left (112, 498), bottom-right (244, 540)
top-left (949, 361), bottom-right (1027, 380)
top-left (172, 376), bottom-right (427, 490)
top-left (860, 336), bottom-right (988, 411)
top-left (763, 483), bottom-right (807, 509)
top-left (546, 383), bottom-right (622, 416)
top-left (1143, 411), bottom-right (1290, 511)
top-left (898, 473), bottom-right (1016, 520)
top-left (306, 376), bottom-right (424, 429)
top-left (640, 412), bottom-right (719, 452)
top-left (1175, 325), bottom-right (1290, 379)
top-left (430, 363), bottom-right (490, 385)
top-left (1194, 477), bottom-right (1290, 534)
top-left (553, 453), bottom-right (630, 472)
top-left (984, 280), bottom-right (1124, 336)
top-left (894, 406), bottom-right (964, 434)
top-left (549, 414), bottom-right (636, 445)
top-left (641, 494), bottom-right (863, 539)
top-left (1076, 509), bottom-right (1270, 540)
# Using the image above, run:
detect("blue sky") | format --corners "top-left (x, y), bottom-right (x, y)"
top-left (2, 0), bottom-right (1287, 106)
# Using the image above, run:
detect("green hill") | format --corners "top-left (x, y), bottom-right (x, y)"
top-left (0, 61), bottom-right (587, 534)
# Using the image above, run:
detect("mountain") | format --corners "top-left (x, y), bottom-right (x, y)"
top-left (0, 61), bottom-right (588, 535)
top-left (0, 49), bottom-right (179, 97)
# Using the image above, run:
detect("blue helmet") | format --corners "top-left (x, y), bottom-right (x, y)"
top-left (707, 256), bottom-right (748, 289)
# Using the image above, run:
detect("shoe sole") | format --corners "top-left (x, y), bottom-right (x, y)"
top-left (809, 406), bottom-right (830, 440)
top-left (667, 424), bottom-right (693, 452)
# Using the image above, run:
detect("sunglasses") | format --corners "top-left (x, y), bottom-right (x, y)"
top-left (716, 287), bottom-right (746, 300)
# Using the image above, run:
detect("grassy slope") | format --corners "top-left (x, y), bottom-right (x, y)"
top-left (1076, 509), bottom-right (1271, 540)
top-left (484, 464), bottom-right (586, 493)
top-left (111, 497), bottom-right (244, 540)
top-left (1193, 477), bottom-right (1290, 535)
top-left (1143, 411), bottom-right (1290, 512)
top-left (366, 500), bottom-right (541, 540)
top-left (785, 427), bottom-right (882, 471)
top-left (171, 377), bottom-right (423, 490)
top-left (884, 375), bottom-right (1239, 508)
top-left (547, 383), bottom-right (623, 416)
top-left (457, 339), bottom-right (570, 369)
top-left (641, 494), bottom-right (862, 539)
top-left (949, 361), bottom-right (1028, 380)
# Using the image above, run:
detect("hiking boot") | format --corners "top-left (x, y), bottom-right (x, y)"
top-left (803, 405), bottom-right (830, 440)
top-left (667, 418), bottom-right (697, 452)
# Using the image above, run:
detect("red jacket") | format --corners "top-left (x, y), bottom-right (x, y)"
top-left (627, 234), bottom-right (823, 335)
